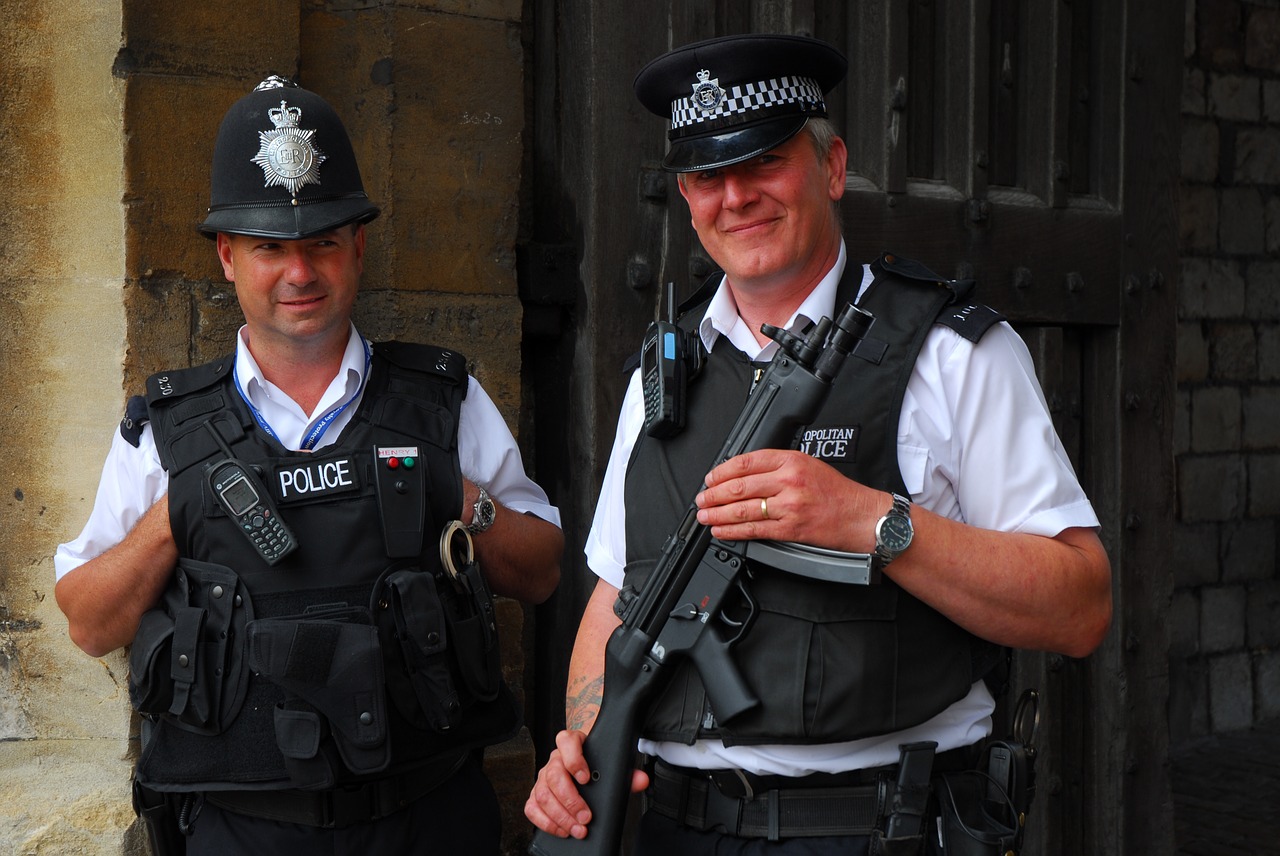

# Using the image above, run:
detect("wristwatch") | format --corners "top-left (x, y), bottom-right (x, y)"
top-left (873, 493), bottom-right (914, 568)
top-left (467, 486), bottom-right (496, 534)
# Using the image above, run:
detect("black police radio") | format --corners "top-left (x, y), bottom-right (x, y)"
top-left (641, 282), bottom-right (703, 438)
top-left (203, 422), bottom-right (298, 565)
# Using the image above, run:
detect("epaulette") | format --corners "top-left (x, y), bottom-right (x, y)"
top-left (376, 341), bottom-right (469, 390)
top-left (144, 357), bottom-right (234, 407)
top-left (871, 252), bottom-right (1003, 343)
top-left (119, 395), bottom-right (150, 447)
top-left (935, 302), bottom-right (1006, 343)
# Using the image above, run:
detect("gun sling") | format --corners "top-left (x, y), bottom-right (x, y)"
top-left (646, 748), bottom-right (970, 840)
top-left (204, 749), bottom-right (469, 828)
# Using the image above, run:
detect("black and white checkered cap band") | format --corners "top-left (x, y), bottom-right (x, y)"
top-left (671, 75), bottom-right (825, 132)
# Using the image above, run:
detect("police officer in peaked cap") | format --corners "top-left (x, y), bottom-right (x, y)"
top-left (55, 75), bottom-right (564, 855)
top-left (526, 33), bottom-right (1111, 855)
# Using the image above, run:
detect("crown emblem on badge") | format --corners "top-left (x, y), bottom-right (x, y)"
top-left (251, 100), bottom-right (326, 196)
top-left (691, 68), bottom-right (726, 113)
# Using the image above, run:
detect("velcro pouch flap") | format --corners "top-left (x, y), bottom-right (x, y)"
top-left (168, 606), bottom-right (207, 723)
top-left (247, 613), bottom-right (389, 776)
top-left (129, 609), bottom-right (175, 714)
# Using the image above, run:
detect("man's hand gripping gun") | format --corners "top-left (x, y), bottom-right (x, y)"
top-left (529, 303), bottom-right (875, 856)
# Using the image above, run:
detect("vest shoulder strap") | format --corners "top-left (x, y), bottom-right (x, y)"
top-left (120, 394), bottom-right (151, 447)
top-left (374, 341), bottom-right (468, 392)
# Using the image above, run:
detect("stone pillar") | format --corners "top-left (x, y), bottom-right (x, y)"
top-left (2, 0), bottom-right (534, 852)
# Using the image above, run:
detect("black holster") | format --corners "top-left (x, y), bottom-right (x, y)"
top-left (131, 779), bottom-right (189, 856)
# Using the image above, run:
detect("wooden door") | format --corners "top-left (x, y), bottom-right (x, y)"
top-left (523, 2), bottom-right (1180, 852)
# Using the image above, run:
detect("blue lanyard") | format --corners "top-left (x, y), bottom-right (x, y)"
top-left (234, 336), bottom-right (373, 451)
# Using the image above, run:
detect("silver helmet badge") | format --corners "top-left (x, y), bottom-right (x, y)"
top-left (251, 100), bottom-right (327, 196)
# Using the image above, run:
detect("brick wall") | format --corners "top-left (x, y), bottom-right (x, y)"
top-left (1173, 0), bottom-right (1280, 744)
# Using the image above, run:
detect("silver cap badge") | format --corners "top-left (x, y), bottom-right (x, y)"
top-left (251, 100), bottom-right (327, 196)
top-left (691, 69), bottom-right (726, 114)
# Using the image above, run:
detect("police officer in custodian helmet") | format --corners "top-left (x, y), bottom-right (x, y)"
top-left (524, 34), bottom-right (1112, 855)
top-left (55, 76), bottom-right (564, 855)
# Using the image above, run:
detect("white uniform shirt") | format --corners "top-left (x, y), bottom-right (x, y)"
top-left (584, 243), bottom-right (1099, 775)
top-left (56, 324), bottom-right (560, 579)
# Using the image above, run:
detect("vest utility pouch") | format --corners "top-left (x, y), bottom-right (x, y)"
top-left (378, 567), bottom-right (463, 731)
top-left (129, 559), bottom-right (253, 735)
top-left (129, 610), bottom-right (175, 715)
top-left (246, 608), bottom-right (390, 779)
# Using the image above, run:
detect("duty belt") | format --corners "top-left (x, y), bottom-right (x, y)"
top-left (204, 750), bottom-right (470, 828)
top-left (646, 748), bottom-right (970, 840)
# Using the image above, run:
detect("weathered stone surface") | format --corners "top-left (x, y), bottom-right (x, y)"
top-left (122, 0), bottom-right (298, 76)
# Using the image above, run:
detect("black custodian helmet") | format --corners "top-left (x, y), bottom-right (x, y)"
top-left (633, 34), bottom-right (847, 173)
top-left (199, 76), bottom-right (380, 239)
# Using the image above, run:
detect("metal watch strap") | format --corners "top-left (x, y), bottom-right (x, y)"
top-left (873, 492), bottom-right (913, 566)
top-left (467, 486), bottom-right (495, 534)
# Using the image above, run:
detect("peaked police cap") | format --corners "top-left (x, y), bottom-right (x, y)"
top-left (633, 34), bottom-right (847, 173)
top-left (199, 76), bottom-right (380, 239)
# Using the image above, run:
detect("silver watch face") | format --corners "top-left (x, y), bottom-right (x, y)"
top-left (472, 493), bottom-right (496, 531)
top-left (877, 513), bottom-right (913, 555)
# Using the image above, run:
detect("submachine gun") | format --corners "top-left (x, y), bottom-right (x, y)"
top-left (529, 302), bottom-right (876, 856)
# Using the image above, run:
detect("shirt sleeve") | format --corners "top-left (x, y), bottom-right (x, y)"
top-left (54, 424), bottom-right (169, 581)
top-left (900, 321), bottom-right (1100, 537)
top-left (583, 370), bottom-right (644, 590)
top-left (457, 376), bottom-right (561, 528)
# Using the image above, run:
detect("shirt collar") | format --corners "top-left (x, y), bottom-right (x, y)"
top-left (234, 322), bottom-right (368, 414)
top-left (697, 241), bottom-right (867, 359)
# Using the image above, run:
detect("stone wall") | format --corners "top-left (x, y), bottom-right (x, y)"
top-left (0, 1), bottom-right (536, 853)
top-left (1174, 0), bottom-right (1280, 744)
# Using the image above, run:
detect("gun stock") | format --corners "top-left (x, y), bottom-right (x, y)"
top-left (529, 303), bottom-right (874, 856)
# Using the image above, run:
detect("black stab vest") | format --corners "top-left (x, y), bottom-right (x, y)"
top-left (623, 255), bottom-right (1003, 746)
top-left (130, 341), bottom-right (519, 790)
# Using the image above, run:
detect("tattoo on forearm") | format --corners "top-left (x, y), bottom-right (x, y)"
top-left (566, 674), bottom-right (604, 733)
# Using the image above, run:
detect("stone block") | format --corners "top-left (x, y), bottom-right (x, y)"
top-left (1268, 197), bottom-right (1280, 255)
top-left (1208, 322), bottom-right (1256, 381)
top-left (1209, 651), bottom-right (1254, 731)
top-left (1170, 588), bottom-right (1202, 659)
top-left (1202, 585), bottom-right (1247, 652)
top-left (1245, 261), bottom-right (1280, 319)
top-left (1245, 7), bottom-right (1280, 72)
top-left (1243, 386), bottom-right (1280, 449)
top-left (1174, 522), bottom-right (1220, 587)
top-left (1180, 257), bottom-right (1244, 319)
top-left (122, 0), bottom-right (298, 76)
top-left (1209, 73), bottom-right (1261, 121)
top-left (1220, 187), bottom-right (1266, 255)
top-left (389, 10), bottom-right (524, 297)
top-left (121, 278), bottom-right (195, 391)
top-left (1179, 186), bottom-right (1219, 255)
top-left (1179, 454), bottom-right (1246, 522)
top-left (1181, 119), bottom-right (1219, 182)
top-left (1235, 127), bottom-right (1280, 184)
top-left (355, 292), bottom-right (525, 429)
top-left (1178, 322), bottom-right (1210, 383)
top-left (1176, 388), bottom-right (1192, 456)
top-left (1221, 519), bottom-right (1276, 581)
top-left (1260, 325), bottom-right (1280, 381)
top-left (124, 76), bottom-right (247, 281)
top-left (1198, 0), bottom-right (1244, 69)
top-left (1169, 658), bottom-right (1210, 745)
top-left (402, 0), bottom-right (522, 21)
top-left (1184, 67), bottom-right (1207, 114)
top-left (1190, 385), bottom-right (1241, 451)
top-left (1266, 80), bottom-right (1280, 122)
top-left (1257, 648), bottom-right (1280, 721)
top-left (1247, 453), bottom-right (1280, 516)
top-left (1247, 580), bottom-right (1280, 649)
